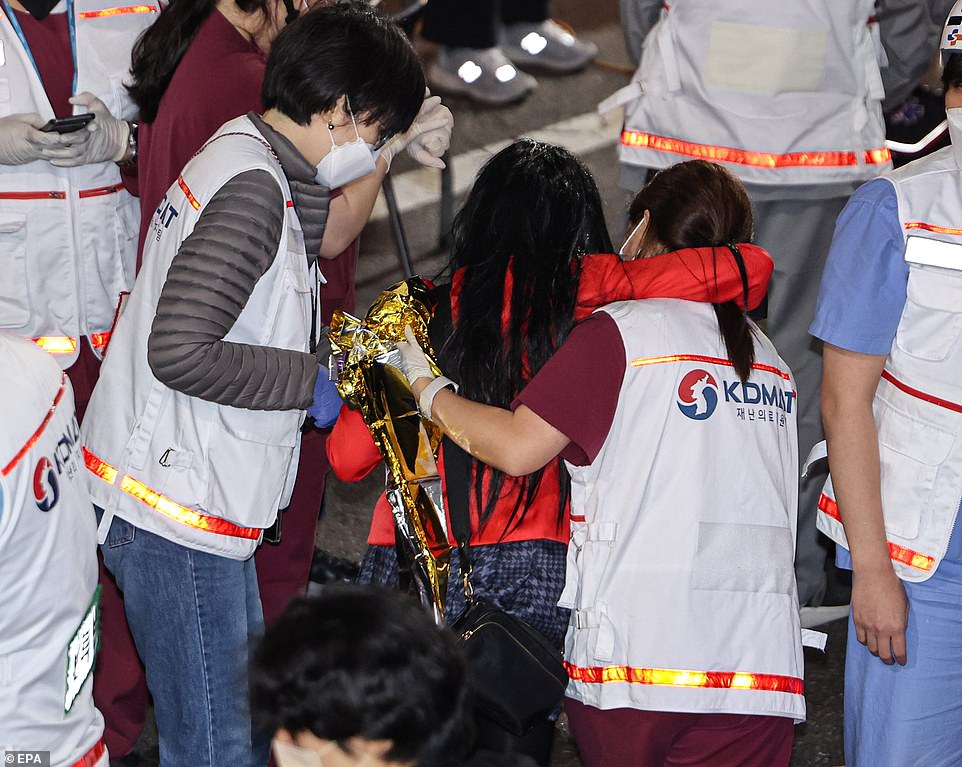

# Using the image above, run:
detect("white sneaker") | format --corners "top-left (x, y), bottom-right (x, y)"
top-left (428, 46), bottom-right (537, 106)
top-left (501, 19), bottom-right (598, 74)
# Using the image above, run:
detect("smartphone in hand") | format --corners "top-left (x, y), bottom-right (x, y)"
top-left (40, 113), bottom-right (95, 134)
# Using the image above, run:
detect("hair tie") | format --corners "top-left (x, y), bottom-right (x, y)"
top-left (726, 242), bottom-right (750, 312)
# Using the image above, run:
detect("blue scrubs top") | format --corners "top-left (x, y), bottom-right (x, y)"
top-left (810, 178), bottom-right (962, 578)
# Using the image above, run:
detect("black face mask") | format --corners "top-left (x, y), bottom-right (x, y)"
top-left (19, 0), bottom-right (62, 20)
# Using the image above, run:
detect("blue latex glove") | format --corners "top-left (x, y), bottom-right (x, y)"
top-left (307, 366), bottom-right (342, 428)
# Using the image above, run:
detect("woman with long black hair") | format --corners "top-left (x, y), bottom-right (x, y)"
top-left (395, 160), bottom-right (807, 767)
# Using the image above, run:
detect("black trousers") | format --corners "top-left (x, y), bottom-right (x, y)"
top-left (422, 0), bottom-right (551, 48)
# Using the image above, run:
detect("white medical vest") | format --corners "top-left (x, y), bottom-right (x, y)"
top-left (561, 300), bottom-right (806, 721)
top-left (0, 0), bottom-right (158, 368)
top-left (0, 333), bottom-right (104, 766)
top-left (81, 116), bottom-right (311, 561)
top-left (613, 0), bottom-right (891, 186)
top-left (817, 147), bottom-right (962, 582)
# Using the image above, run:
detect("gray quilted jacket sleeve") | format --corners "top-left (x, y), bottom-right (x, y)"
top-left (146, 169), bottom-right (317, 411)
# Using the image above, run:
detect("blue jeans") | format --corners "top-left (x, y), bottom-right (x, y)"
top-left (97, 509), bottom-right (269, 767)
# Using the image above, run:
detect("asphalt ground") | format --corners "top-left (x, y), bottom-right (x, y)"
top-left (123, 2), bottom-right (849, 764)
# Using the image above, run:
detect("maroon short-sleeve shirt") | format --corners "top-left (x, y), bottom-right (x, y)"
top-left (514, 311), bottom-right (627, 467)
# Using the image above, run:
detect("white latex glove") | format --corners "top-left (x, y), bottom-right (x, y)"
top-left (396, 325), bottom-right (458, 420)
top-left (0, 112), bottom-right (88, 166)
top-left (379, 93), bottom-right (453, 170)
top-left (44, 92), bottom-right (130, 167)
top-left (395, 325), bottom-right (436, 386)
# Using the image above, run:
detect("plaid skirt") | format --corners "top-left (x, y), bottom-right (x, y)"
top-left (358, 539), bottom-right (570, 648)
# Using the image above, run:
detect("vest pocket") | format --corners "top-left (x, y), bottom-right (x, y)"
top-left (264, 266), bottom-right (313, 350)
top-left (205, 408), bottom-right (302, 527)
top-left (691, 522), bottom-right (795, 595)
top-left (877, 400), bottom-right (954, 539)
top-left (704, 22), bottom-right (827, 94)
top-left (0, 213), bottom-right (30, 328)
top-left (895, 267), bottom-right (962, 362)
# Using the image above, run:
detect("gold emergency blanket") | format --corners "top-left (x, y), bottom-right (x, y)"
top-left (328, 278), bottom-right (450, 621)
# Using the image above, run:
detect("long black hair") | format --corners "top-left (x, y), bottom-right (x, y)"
top-left (628, 160), bottom-right (756, 382)
top-left (127, 0), bottom-right (271, 123)
top-left (443, 139), bottom-right (613, 534)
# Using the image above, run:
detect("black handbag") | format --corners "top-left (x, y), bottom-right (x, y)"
top-left (443, 429), bottom-right (569, 737)
top-left (450, 593), bottom-right (569, 736)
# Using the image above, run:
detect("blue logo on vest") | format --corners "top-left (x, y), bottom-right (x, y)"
top-left (677, 369), bottom-right (718, 421)
top-left (33, 456), bottom-right (60, 512)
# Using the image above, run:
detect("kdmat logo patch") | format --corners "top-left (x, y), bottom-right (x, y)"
top-left (33, 456), bottom-right (60, 512)
top-left (676, 369), bottom-right (719, 421)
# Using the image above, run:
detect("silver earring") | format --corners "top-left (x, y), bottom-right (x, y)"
top-left (327, 122), bottom-right (335, 130)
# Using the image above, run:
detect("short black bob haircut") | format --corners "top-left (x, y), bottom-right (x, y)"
top-left (944, 50), bottom-right (962, 91)
top-left (262, 4), bottom-right (425, 141)
top-left (250, 585), bottom-right (473, 767)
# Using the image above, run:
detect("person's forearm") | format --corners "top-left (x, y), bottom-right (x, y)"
top-left (319, 156), bottom-right (389, 258)
top-left (147, 169), bottom-right (316, 410)
top-left (822, 344), bottom-right (908, 663)
top-left (821, 346), bottom-right (890, 573)
top-left (419, 385), bottom-right (568, 476)
top-left (430, 389), bottom-right (532, 475)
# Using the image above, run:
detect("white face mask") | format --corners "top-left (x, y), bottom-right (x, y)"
top-left (948, 107), bottom-right (962, 169)
top-left (314, 109), bottom-right (376, 190)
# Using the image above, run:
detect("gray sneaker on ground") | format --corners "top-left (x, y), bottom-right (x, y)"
top-left (500, 19), bottom-right (598, 74)
top-left (428, 46), bottom-right (537, 106)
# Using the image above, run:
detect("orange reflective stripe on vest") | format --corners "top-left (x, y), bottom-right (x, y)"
top-left (89, 332), bottom-right (111, 355)
top-left (564, 661), bottom-right (804, 695)
top-left (818, 493), bottom-right (935, 572)
top-left (631, 353), bottom-right (791, 381)
top-left (33, 336), bottom-right (78, 354)
top-left (33, 334), bottom-right (112, 355)
top-left (2, 374), bottom-right (67, 477)
top-left (70, 739), bottom-right (106, 767)
top-left (904, 221), bottom-right (962, 236)
top-left (78, 5), bottom-right (158, 18)
top-left (82, 447), bottom-right (262, 540)
top-left (621, 130), bottom-right (891, 169)
top-left (177, 175), bottom-right (201, 210)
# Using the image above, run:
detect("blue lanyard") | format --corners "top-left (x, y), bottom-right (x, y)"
top-left (1, 0), bottom-right (78, 94)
